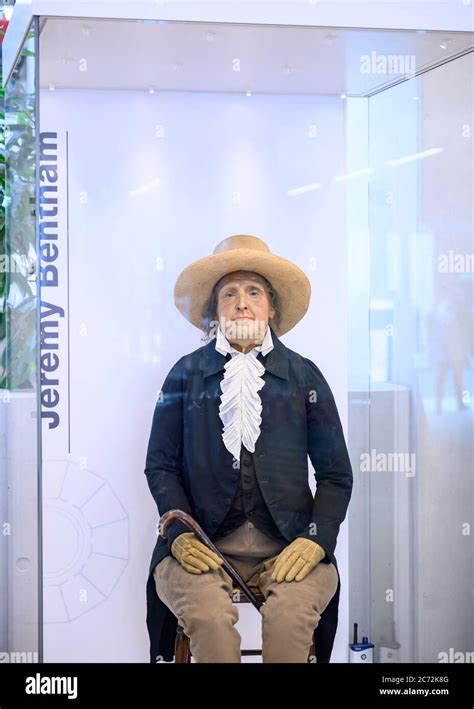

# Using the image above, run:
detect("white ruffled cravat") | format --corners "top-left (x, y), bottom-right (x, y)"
top-left (215, 325), bottom-right (274, 462)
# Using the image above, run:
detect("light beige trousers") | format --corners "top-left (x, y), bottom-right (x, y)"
top-left (153, 521), bottom-right (339, 663)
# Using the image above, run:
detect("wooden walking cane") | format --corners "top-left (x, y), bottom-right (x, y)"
top-left (159, 509), bottom-right (264, 611)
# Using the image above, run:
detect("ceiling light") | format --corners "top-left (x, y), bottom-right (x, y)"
top-left (287, 182), bottom-right (322, 197)
top-left (386, 147), bottom-right (443, 166)
top-left (332, 168), bottom-right (374, 183)
top-left (324, 32), bottom-right (338, 45)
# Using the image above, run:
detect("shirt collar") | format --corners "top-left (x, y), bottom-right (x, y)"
top-left (215, 323), bottom-right (274, 357)
top-left (200, 325), bottom-right (289, 381)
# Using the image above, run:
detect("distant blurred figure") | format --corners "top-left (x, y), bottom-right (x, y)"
top-left (426, 284), bottom-right (472, 414)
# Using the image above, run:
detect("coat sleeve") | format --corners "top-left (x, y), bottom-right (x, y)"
top-left (144, 357), bottom-right (194, 555)
top-left (298, 357), bottom-right (353, 562)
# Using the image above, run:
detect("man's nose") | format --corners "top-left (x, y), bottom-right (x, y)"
top-left (236, 294), bottom-right (248, 310)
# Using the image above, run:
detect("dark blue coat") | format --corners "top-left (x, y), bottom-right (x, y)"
top-left (144, 326), bottom-right (353, 662)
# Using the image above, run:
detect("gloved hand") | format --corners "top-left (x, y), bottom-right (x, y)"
top-left (171, 532), bottom-right (224, 575)
top-left (271, 537), bottom-right (326, 583)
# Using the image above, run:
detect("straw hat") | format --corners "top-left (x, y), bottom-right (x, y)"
top-left (174, 235), bottom-right (311, 336)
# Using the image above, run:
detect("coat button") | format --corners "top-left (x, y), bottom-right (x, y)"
top-left (212, 519), bottom-right (218, 526)
top-left (225, 498), bottom-right (232, 506)
top-left (243, 458), bottom-right (251, 467)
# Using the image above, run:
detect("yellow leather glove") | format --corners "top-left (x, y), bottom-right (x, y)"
top-left (171, 532), bottom-right (224, 575)
top-left (271, 537), bottom-right (326, 583)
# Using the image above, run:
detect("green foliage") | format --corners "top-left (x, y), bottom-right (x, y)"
top-left (1, 42), bottom-right (37, 391)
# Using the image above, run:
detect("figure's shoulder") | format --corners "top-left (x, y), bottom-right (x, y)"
top-left (167, 338), bottom-right (213, 375)
top-left (182, 338), bottom-right (212, 362)
top-left (277, 338), bottom-right (316, 370)
top-left (299, 354), bottom-right (335, 399)
top-left (279, 339), bottom-right (329, 388)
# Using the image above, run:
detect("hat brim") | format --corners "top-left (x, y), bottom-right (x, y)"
top-left (174, 248), bottom-right (311, 336)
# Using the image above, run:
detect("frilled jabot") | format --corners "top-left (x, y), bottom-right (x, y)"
top-left (215, 325), bottom-right (274, 462)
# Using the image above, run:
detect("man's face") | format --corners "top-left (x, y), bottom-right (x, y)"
top-left (215, 271), bottom-right (275, 343)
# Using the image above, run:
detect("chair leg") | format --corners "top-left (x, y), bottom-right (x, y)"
top-left (175, 625), bottom-right (191, 663)
top-left (308, 632), bottom-right (317, 663)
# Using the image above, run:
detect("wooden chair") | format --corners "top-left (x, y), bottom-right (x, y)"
top-left (159, 510), bottom-right (317, 663)
top-left (174, 582), bottom-right (317, 663)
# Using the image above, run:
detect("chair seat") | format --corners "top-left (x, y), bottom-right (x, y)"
top-left (231, 584), bottom-right (265, 603)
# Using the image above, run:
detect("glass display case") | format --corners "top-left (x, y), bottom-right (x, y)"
top-left (1, 10), bottom-right (472, 663)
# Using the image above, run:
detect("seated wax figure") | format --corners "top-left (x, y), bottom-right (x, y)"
top-left (144, 235), bottom-right (353, 663)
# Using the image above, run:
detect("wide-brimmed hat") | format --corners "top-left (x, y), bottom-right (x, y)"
top-left (174, 235), bottom-right (311, 336)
